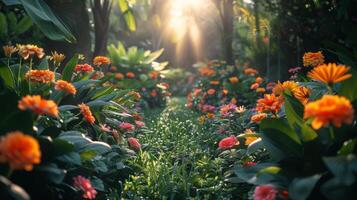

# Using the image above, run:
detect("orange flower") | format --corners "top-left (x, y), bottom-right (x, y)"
top-left (304, 95), bottom-right (354, 129)
top-left (0, 131), bottom-right (41, 171)
top-left (256, 77), bottom-right (263, 84)
top-left (25, 70), bottom-right (55, 83)
top-left (3, 45), bottom-right (17, 57)
top-left (251, 113), bottom-right (267, 123)
top-left (229, 77), bottom-right (239, 84)
top-left (244, 68), bottom-right (258, 75)
top-left (292, 86), bottom-right (311, 105)
top-left (50, 51), bottom-right (65, 65)
top-left (199, 67), bottom-right (216, 77)
top-left (207, 113), bottom-right (215, 118)
top-left (210, 80), bottom-right (220, 85)
top-left (150, 90), bottom-right (158, 97)
top-left (307, 63), bottom-right (352, 85)
top-left (244, 129), bottom-right (259, 145)
top-left (149, 71), bottom-right (159, 79)
top-left (231, 98), bottom-right (238, 105)
top-left (75, 64), bottom-right (94, 73)
top-left (93, 56), bottom-right (111, 66)
top-left (222, 89), bottom-right (229, 95)
top-left (272, 81), bottom-right (299, 96)
top-left (17, 44), bottom-right (45, 60)
top-left (78, 103), bottom-right (95, 124)
top-left (256, 94), bottom-right (283, 114)
top-left (207, 89), bottom-right (216, 95)
top-left (256, 88), bottom-right (266, 93)
top-left (18, 95), bottom-right (59, 117)
top-left (128, 91), bottom-right (141, 100)
top-left (303, 51), bottom-right (324, 67)
top-left (115, 73), bottom-right (124, 80)
top-left (55, 80), bottom-right (77, 95)
top-left (251, 83), bottom-right (260, 90)
top-left (126, 72), bottom-right (135, 78)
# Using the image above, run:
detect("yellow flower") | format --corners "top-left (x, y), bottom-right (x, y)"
top-left (273, 81), bottom-right (299, 96)
top-left (307, 63), bottom-right (352, 85)
top-left (18, 95), bottom-right (59, 117)
top-left (25, 70), bottom-right (55, 83)
top-left (256, 88), bottom-right (266, 93)
top-left (0, 131), bottom-right (41, 171)
top-left (78, 103), bottom-right (96, 124)
top-left (304, 95), bottom-right (354, 129)
top-left (198, 116), bottom-right (206, 125)
top-left (292, 86), bottom-right (311, 105)
top-left (3, 45), bottom-right (17, 57)
top-left (50, 51), bottom-right (65, 65)
top-left (303, 51), bottom-right (324, 67)
top-left (55, 80), bottom-right (77, 94)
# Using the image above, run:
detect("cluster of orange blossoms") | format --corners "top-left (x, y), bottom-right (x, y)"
top-left (25, 70), bottom-right (55, 83)
top-left (17, 44), bottom-right (45, 60)
top-left (303, 51), bottom-right (324, 67)
top-left (256, 94), bottom-right (284, 114)
top-left (308, 63), bottom-right (352, 85)
top-left (272, 81), bottom-right (311, 105)
top-left (78, 103), bottom-right (96, 124)
top-left (18, 95), bottom-right (59, 117)
top-left (93, 56), bottom-right (111, 66)
top-left (199, 67), bottom-right (216, 77)
top-left (55, 80), bottom-right (77, 95)
top-left (250, 76), bottom-right (265, 93)
top-left (75, 64), bottom-right (94, 73)
top-left (304, 95), bottom-right (354, 129)
top-left (0, 131), bottom-right (41, 171)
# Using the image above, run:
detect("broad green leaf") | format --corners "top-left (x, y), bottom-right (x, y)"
top-left (118, 0), bottom-right (136, 32)
top-left (0, 12), bottom-right (8, 36)
top-left (338, 69), bottom-right (357, 101)
top-left (289, 174), bottom-right (322, 200)
top-left (0, 66), bottom-right (15, 89)
top-left (338, 139), bottom-right (357, 156)
top-left (62, 54), bottom-right (79, 81)
top-left (15, 16), bottom-right (33, 35)
top-left (37, 58), bottom-right (49, 69)
top-left (19, 0), bottom-right (76, 42)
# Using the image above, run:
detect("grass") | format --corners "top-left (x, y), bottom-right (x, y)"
top-left (122, 97), bottom-right (236, 199)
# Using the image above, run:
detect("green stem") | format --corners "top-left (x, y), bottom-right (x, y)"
top-left (17, 58), bottom-right (22, 90)
top-left (329, 126), bottom-right (335, 140)
top-left (7, 57), bottom-right (15, 87)
top-left (6, 168), bottom-right (13, 178)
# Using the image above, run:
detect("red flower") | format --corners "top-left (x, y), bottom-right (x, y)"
top-left (119, 122), bottom-right (134, 131)
top-left (128, 137), bottom-right (141, 150)
top-left (218, 136), bottom-right (238, 150)
top-left (243, 161), bottom-right (257, 167)
top-left (135, 120), bottom-right (145, 128)
top-left (75, 64), bottom-right (94, 73)
top-left (73, 176), bottom-right (97, 200)
top-left (253, 185), bottom-right (278, 200)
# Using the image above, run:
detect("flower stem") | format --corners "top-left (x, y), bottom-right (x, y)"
top-left (17, 58), bottom-right (22, 91)
top-left (329, 126), bottom-right (335, 140)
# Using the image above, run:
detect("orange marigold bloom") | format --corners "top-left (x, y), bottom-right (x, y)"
top-left (149, 71), bottom-right (159, 79)
top-left (150, 90), bottom-right (158, 97)
top-left (78, 103), bottom-right (95, 124)
top-left (75, 64), bottom-right (94, 73)
top-left (244, 68), bottom-right (258, 75)
top-left (207, 89), bottom-right (216, 95)
top-left (222, 89), bottom-right (229, 95)
top-left (256, 94), bottom-right (283, 114)
top-left (256, 77), bottom-right (263, 84)
top-left (229, 77), bottom-right (239, 84)
top-left (17, 44), bottom-right (45, 60)
top-left (93, 56), bottom-right (111, 66)
top-left (251, 113), bottom-right (267, 123)
top-left (207, 113), bottom-right (215, 118)
top-left (273, 81), bottom-right (299, 96)
top-left (231, 98), bottom-right (238, 105)
top-left (304, 95), bottom-right (354, 129)
top-left (307, 63), bottom-right (352, 85)
top-left (0, 131), bottom-right (41, 171)
top-left (126, 72), bottom-right (135, 78)
top-left (303, 51), bottom-right (324, 67)
top-left (292, 86), bottom-right (311, 105)
top-left (256, 88), bottom-right (266, 93)
top-left (199, 67), bottom-right (216, 77)
top-left (3, 45), bottom-right (17, 57)
top-left (115, 73), bottom-right (124, 80)
top-left (55, 80), bottom-right (77, 95)
top-left (210, 80), bottom-right (220, 85)
top-left (18, 95), bottom-right (59, 117)
top-left (25, 70), bottom-right (55, 83)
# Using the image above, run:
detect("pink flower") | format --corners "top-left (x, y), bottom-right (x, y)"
top-left (99, 124), bottom-right (112, 132)
top-left (266, 82), bottom-right (276, 91)
top-left (288, 67), bottom-right (301, 74)
top-left (218, 136), bottom-right (238, 150)
top-left (243, 161), bottom-right (257, 167)
top-left (202, 104), bottom-right (216, 113)
top-left (119, 122), bottom-right (135, 131)
top-left (73, 176), bottom-right (97, 200)
top-left (135, 120), bottom-right (145, 128)
top-left (253, 185), bottom-right (278, 200)
top-left (128, 137), bottom-right (141, 150)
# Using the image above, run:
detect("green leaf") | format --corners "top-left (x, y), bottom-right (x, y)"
top-left (91, 177), bottom-right (105, 191)
top-left (62, 54), bottom-right (79, 81)
top-left (14, 16), bottom-right (33, 35)
top-left (118, 0), bottom-right (136, 32)
top-left (2, 0), bottom-right (20, 6)
top-left (338, 69), bottom-right (357, 101)
top-left (0, 66), bottom-right (15, 89)
top-left (260, 118), bottom-right (303, 161)
top-left (289, 174), bottom-right (322, 200)
top-left (0, 12), bottom-right (8, 37)
top-left (284, 94), bottom-right (318, 141)
top-left (36, 164), bottom-right (66, 184)
top-left (18, 0), bottom-right (76, 42)
top-left (52, 139), bottom-right (74, 155)
top-left (338, 139), bottom-right (357, 156)
top-left (37, 58), bottom-right (49, 69)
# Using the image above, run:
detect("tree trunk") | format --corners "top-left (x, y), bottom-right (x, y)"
top-left (222, 0), bottom-right (234, 64)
